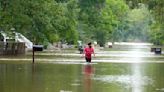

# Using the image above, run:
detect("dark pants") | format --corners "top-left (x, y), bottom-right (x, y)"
top-left (85, 57), bottom-right (91, 62)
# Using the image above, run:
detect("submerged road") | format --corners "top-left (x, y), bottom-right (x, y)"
top-left (0, 44), bottom-right (163, 63)
top-left (0, 43), bottom-right (164, 92)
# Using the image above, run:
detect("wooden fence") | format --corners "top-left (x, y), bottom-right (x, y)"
top-left (0, 42), bottom-right (25, 55)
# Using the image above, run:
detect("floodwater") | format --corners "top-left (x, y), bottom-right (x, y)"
top-left (0, 43), bottom-right (164, 92)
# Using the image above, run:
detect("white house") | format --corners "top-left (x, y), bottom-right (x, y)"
top-left (0, 31), bottom-right (33, 49)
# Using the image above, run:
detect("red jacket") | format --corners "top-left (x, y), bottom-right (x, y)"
top-left (84, 47), bottom-right (94, 58)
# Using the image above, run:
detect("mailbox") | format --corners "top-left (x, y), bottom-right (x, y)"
top-left (32, 45), bottom-right (43, 63)
top-left (155, 48), bottom-right (161, 54)
top-left (33, 45), bottom-right (43, 51)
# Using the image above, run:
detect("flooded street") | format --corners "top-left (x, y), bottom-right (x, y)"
top-left (0, 43), bottom-right (164, 92)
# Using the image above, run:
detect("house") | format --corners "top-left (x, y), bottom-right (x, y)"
top-left (0, 31), bottom-right (33, 55)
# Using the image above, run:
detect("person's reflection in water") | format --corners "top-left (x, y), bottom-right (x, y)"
top-left (83, 64), bottom-right (94, 92)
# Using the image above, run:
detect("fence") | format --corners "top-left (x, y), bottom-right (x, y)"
top-left (0, 42), bottom-right (25, 55)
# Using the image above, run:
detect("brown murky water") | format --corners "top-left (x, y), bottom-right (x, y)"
top-left (0, 44), bottom-right (164, 92)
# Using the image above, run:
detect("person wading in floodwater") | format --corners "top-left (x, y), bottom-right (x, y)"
top-left (82, 42), bottom-right (95, 63)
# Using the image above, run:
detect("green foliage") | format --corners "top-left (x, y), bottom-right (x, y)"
top-left (125, 0), bottom-right (164, 24)
top-left (149, 23), bottom-right (164, 45)
top-left (61, 0), bottom-right (79, 44)
top-left (0, 0), bottom-right (163, 46)
top-left (124, 0), bottom-right (164, 45)
top-left (102, 0), bottom-right (129, 42)
top-left (123, 4), bottom-right (152, 42)
top-left (78, 0), bottom-right (129, 46)
top-left (0, 0), bottom-right (79, 46)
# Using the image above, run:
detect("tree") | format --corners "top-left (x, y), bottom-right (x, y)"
top-left (124, 0), bottom-right (164, 45)
top-left (101, 0), bottom-right (129, 43)
top-left (78, 0), bottom-right (128, 46)
top-left (78, 0), bottom-right (105, 43)
top-left (149, 23), bottom-right (164, 45)
top-left (60, 0), bottom-right (79, 44)
top-left (123, 4), bottom-right (152, 42)
top-left (0, 0), bottom-right (79, 46)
